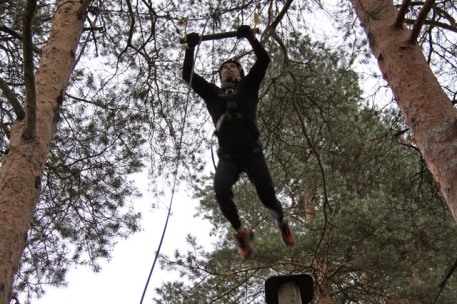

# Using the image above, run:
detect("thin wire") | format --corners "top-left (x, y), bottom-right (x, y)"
top-left (139, 19), bottom-right (210, 304)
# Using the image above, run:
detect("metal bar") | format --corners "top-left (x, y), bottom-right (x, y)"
top-left (179, 28), bottom-right (259, 44)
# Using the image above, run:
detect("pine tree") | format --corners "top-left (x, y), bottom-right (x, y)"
top-left (350, 0), bottom-right (457, 224)
top-left (0, 1), bottom-right (91, 302)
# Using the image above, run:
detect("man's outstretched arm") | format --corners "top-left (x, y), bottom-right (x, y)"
top-left (182, 33), bottom-right (200, 83)
top-left (181, 33), bottom-right (215, 101)
top-left (238, 25), bottom-right (270, 64)
top-left (182, 46), bottom-right (195, 83)
top-left (237, 25), bottom-right (270, 87)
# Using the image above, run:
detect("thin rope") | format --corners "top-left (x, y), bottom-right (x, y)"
top-left (245, 270), bottom-right (249, 302)
top-left (139, 20), bottom-right (210, 304)
top-left (432, 256), bottom-right (457, 304)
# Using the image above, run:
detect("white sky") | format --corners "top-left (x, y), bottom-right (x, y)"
top-left (27, 179), bottom-right (214, 304)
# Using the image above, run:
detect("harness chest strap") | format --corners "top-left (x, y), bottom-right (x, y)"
top-left (216, 91), bottom-right (243, 132)
top-left (216, 111), bottom-right (243, 131)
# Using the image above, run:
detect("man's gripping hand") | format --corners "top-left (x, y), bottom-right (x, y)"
top-left (186, 32), bottom-right (201, 48)
top-left (237, 25), bottom-right (254, 39)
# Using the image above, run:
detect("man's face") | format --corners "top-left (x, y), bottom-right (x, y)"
top-left (220, 62), bottom-right (241, 82)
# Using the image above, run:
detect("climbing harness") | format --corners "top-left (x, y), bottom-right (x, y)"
top-left (215, 84), bottom-right (245, 133)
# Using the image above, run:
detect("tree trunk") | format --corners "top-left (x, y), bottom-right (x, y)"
top-left (301, 182), bottom-right (333, 303)
top-left (350, 0), bottom-right (457, 222)
top-left (0, 2), bottom-right (87, 303)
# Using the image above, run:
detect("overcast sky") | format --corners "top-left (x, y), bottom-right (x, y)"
top-left (28, 179), bottom-right (214, 304)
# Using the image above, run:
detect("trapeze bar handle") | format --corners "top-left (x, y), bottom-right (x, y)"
top-left (179, 28), bottom-right (260, 44)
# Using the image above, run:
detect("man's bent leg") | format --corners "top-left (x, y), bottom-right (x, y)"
top-left (214, 157), bottom-right (243, 230)
top-left (246, 152), bottom-right (284, 221)
top-left (215, 157), bottom-right (256, 257)
top-left (247, 152), bottom-right (295, 246)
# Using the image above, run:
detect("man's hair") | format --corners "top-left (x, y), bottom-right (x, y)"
top-left (218, 59), bottom-right (245, 79)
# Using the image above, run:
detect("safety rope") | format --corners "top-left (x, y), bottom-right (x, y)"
top-left (139, 19), bottom-right (210, 304)
top-left (432, 256), bottom-right (457, 304)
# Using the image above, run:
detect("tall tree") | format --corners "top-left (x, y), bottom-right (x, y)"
top-left (349, 0), bottom-right (457, 222)
top-left (1, 0), bottom-right (153, 301)
top-left (0, 1), bottom-right (92, 302)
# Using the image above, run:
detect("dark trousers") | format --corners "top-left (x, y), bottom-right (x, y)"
top-left (214, 148), bottom-right (284, 230)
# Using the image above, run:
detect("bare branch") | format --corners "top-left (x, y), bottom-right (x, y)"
top-left (404, 18), bottom-right (457, 33)
top-left (0, 25), bottom-right (42, 55)
top-left (263, 0), bottom-right (294, 65)
top-left (22, 0), bottom-right (38, 139)
top-left (0, 77), bottom-right (25, 121)
top-left (432, 5), bottom-right (456, 27)
top-left (268, 0), bottom-right (294, 30)
top-left (77, 0), bottom-right (93, 20)
top-left (269, 31), bottom-right (289, 65)
top-left (395, 0), bottom-right (412, 27)
top-left (118, 0), bottom-right (136, 59)
top-left (410, 0), bottom-right (435, 43)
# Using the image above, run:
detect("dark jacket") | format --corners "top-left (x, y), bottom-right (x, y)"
top-left (182, 38), bottom-right (270, 153)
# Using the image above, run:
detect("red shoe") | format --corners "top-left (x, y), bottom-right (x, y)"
top-left (275, 219), bottom-right (295, 247)
top-left (235, 228), bottom-right (254, 260)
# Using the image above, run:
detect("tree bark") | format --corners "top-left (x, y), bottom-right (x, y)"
top-left (0, 1), bottom-right (87, 303)
top-left (350, 0), bottom-right (457, 222)
top-left (301, 182), bottom-right (333, 303)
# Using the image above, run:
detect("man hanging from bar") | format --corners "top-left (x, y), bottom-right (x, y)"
top-left (182, 25), bottom-right (295, 259)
